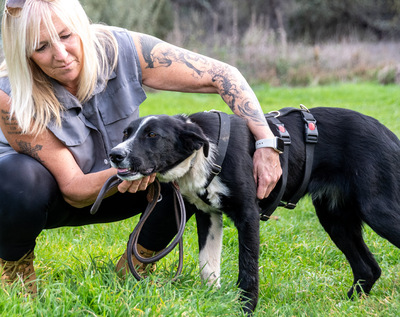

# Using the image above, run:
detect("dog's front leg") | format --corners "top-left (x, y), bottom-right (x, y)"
top-left (195, 211), bottom-right (223, 287)
top-left (235, 210), bottom-right (260, 314)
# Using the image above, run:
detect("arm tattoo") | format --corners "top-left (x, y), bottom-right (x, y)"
top-left (140, 36), bottom-right (164, 68)
top-left (139, 35), bottom-right (266, 127)
top-left (208, 68), bottom-right (266, 126)
top-left (1, 110), bottom-right (22, 135)
top-left (16, 140), bottom-right (44, 164)
top-left (1, 111), bottom-right (45, 163)
top-left (139, 35), bottom-right (206, 77)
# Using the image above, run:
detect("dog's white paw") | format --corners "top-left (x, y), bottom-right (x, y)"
top-left (202, 272), bottom-right (221, 289)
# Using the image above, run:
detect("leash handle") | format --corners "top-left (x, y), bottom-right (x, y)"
top-left (90, 174), bottom-right (122, 215)
top-left (92, 175), bottom-right (186, 281)
top-left (127, 180), bottom-right (186, 282)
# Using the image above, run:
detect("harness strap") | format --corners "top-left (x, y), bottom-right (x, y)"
top-left (259, 115), bottom-right (291, 220)
top-left (198, 111), bottom-right (230, 204)
top-left (203, 111), bottom-right (231, 189)
top-left (281, 109), bottom-right (318, 209)
top-left (260, 106), bottom-right (319, 220)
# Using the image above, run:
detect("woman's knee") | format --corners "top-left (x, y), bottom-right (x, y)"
top-left (0, 154), bottom-right (59, 259)
top-left (0, 154), bottom-right (58, 208)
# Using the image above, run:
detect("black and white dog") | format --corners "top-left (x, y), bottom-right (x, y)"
top-left (109, 107), bottom-right (400, 314)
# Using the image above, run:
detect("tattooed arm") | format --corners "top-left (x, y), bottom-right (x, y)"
top-left (131, 32), bottom-right (282, 198)
top-left (0, 91), bottom-right (130, 207)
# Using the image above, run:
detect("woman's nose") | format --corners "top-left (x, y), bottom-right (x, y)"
top-left (52, 42), bottom-right (68, 60)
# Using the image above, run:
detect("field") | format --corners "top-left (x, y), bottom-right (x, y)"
top-left (1, 83), bottom-right (400, 316)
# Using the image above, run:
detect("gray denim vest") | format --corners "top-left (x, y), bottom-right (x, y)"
top-left (0, 27), bottom-right (146, 173)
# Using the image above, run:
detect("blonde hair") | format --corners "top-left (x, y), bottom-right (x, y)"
top-left (0, 0), bottom-right (118, 134)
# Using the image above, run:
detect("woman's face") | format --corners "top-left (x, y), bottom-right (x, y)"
top-left (30, 14), bottom-right (83, 95)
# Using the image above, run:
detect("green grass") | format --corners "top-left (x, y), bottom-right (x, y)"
top-left (2, 83), bottom-right (400, 316)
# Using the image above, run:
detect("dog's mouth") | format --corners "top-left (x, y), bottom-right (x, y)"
top-left (116, 167), bottom-right (155, 180)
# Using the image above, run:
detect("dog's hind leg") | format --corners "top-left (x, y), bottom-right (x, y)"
top-left (359, 200), bottom-right (400, 249)
top-left (195, 211), bottom-right (223, 287)
top-left (313, 200), bottom-right (382, 299)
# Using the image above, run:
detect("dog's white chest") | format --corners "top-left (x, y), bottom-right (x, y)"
top-left (179, 176), bottom-right (229, 213)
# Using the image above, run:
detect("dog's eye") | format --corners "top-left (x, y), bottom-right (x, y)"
top-left (122, 130), bottom-right (129, 140)
top-left (147, 132), bottom-right (158, 138)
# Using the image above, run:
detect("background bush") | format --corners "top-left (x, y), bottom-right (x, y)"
top-left (0, 0), bottom-right (399, 85)
top-left (78, 0), bottom-right (400, 86)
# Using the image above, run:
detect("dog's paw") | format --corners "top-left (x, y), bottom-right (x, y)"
top-left (201, 271), bottom-right (221, 288)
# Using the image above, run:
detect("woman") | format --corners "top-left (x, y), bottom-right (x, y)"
top-left (0, 0), bottom-right (281, 295)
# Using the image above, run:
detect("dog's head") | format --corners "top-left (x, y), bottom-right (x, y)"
top-left (109, 114), bottom-right (209, 181)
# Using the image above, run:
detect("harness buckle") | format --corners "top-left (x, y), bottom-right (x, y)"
top-left (280, 202), bottom-right (297, 209)
top-left (302, 112), bottom-right (318, 144)
top-left (276, 123), bottom-right (291, 145)
top-left (268, 116), bottom-right (292, 146)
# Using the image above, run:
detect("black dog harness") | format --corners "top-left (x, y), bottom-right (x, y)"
top-left (198, 106), bottom-right (318, 221)
top-left (259, 105), bottom-right (319, 220)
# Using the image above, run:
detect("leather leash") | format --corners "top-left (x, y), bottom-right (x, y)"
top-left (127, 180), bottom-right (186, 282)
top-left (90, 176), bottom-right (186, 282)
top-left (90, 174), bottom-right (122, 215)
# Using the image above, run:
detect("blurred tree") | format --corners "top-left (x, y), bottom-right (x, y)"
top-left (288, 0), bottom-right (400, 42)
top-left (80, 0), bottom-right (174, 39)
top-left (77, 0), bottom-right (400, 43)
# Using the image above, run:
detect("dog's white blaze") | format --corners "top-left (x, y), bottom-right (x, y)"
top-left (131, 116), bottom-right (158, 141)
top-left (199, 212), bottom-right (223, 287)
top-left (112, 116), bottom-right (157, 156)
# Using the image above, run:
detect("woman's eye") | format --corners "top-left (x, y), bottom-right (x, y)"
top-left (60, 33), bottom-right (72, 40)
top-left (35, 44), bottom-right (47, 52)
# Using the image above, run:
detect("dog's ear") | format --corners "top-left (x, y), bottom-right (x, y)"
top-left (179, 126), bottom-right (209, 157)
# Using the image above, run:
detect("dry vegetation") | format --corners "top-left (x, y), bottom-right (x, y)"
top-left (166, 27), bottom-right (400, 86)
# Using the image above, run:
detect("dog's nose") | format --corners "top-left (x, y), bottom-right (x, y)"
top-left (109, 148), bottom-right (128, 164)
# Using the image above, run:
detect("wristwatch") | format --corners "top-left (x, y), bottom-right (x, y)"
top-left (255, 137), bottom-right (284, 154)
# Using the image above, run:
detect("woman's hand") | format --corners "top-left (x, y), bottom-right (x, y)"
top-left (117, 174), bottom-right (157, 193)
top-left (253, 148), bottom-right (282, 200)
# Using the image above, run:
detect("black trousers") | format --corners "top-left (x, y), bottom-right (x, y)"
top-left (0, 153), bottom-right (195, 261)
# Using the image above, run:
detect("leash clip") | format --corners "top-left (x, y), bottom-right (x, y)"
top-left (210, 163), bottom-right (222, 176)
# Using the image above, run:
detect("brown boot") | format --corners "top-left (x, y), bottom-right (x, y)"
top-left (0, 250), bottom-right (37, 296)
top-left (116, 244), bottom-right (158, 279)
